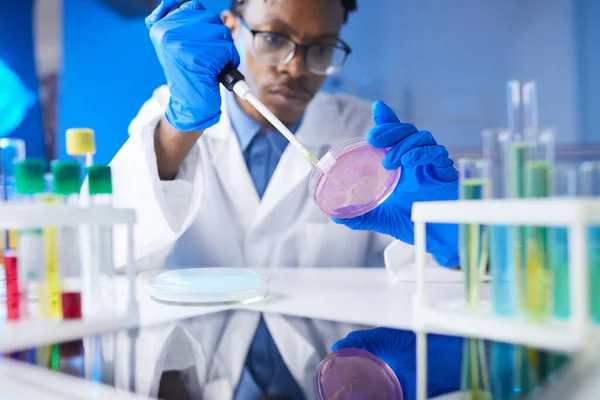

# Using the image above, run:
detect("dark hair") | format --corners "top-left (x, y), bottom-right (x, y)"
top-left (230, 0), bottom-right (357, 23)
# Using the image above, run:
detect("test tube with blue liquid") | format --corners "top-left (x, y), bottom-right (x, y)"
top-left (549, 166), bottom-right (578, 320)
top-left (482, 128), bottom-right (520, 399)
top-left (580, 161), bottom-right (600, 323)
top-left (482, 128), bottom-right (516, 316)
top-left (505, 81), bottom-right (532, 312)
top-left (458, 158), bottom-right (491, 400)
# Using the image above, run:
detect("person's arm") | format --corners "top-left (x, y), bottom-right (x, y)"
top-left (154, 116), bottom-right (204, 180)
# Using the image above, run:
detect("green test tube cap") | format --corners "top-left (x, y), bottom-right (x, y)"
top-left (14, 159), bottom-right (46, 195)
top-left (87, 165), bottom-right (113, 195)
top-left (51, 160), bottom-right (81, 195)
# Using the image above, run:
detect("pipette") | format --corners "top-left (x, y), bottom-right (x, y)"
top-left (218, 63), bottom-right (321, 168)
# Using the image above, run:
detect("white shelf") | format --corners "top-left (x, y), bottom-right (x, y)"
top-left (413, 300), bottom-right (592, 353)
top-left (412, 198), bottom-right (600, 226)
top-left (411, 199), bottom-right (600, 400)
top-left (0, 313), bottom-right (137, 353)
top-left (0, 204), bottom-right (136, 227)
top-left (0, 357), bottom-right (154, 399)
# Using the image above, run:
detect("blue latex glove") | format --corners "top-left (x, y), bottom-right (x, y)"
top-left (332, 100), bottom-right (460, 267)
top-left (146, 0), bottom-right (240, 132)
top-left (332, 328), bottom-right (463, 400)
top-left (0, 59), bottom-right (35, 137)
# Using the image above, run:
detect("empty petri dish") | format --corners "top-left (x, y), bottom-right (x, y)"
top-left (308, 137), bottom-right (400, 219)
top-left (147, 268), bottom-right (269, 305)
top-left (314, 348), bottom-right (403, 400)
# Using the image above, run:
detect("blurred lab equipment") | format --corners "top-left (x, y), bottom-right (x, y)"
top-left (0, 60), bottom-right (35, 138)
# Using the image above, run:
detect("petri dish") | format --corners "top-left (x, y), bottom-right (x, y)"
top-left (314, 348), bottom-right (403, 400)
top-left (147, 267), bottom-right (269, 305)
top-left (308, 137), bottom-right (400, 219)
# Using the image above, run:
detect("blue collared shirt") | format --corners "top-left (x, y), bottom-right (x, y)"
top-left (227, 92), bottom-right (305, 400)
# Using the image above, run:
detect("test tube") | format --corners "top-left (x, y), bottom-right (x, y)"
top-left (85, 165), bottom-right (116, 384)
top-left (580, 161), bottom-right (600, 323)
top-left (14, 159), bottom-right (46, 319)
top-left (524, 129), bottom-right (555, 320)
top-left (550, 166), bottom-right (578, 319)
top-left (0, 139), bottom-right (26, 292)
top-left (482, 128), bottom-right (517, 316)
top-left (51, 161), bottom-right (83, 320)
top-left (458, 158), bottom-right (490, 308)
top-left (87, 165), bottom-right (115, 315)
top-left (65, 128), bottom-right (96, 182)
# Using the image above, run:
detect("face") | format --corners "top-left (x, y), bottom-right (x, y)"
top-left (222, 0), bottom-right (346, 126)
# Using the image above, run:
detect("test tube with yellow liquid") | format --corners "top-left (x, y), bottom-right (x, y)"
top-left (523, 129), bottom-right (554, 320)
top-left (458, 158), bottom-right (491, 400)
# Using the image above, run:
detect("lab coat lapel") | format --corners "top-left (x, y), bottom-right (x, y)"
top-left (203, 101), bottom-right (260, 232)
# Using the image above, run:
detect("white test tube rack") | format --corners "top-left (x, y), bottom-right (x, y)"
top-left (0, 203), bottom-right (138, 353)
top-left (411, 198), bottom-right (600, 400)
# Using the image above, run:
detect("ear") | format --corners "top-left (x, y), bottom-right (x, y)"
top-left (221, 10), bottom-right (239, 37)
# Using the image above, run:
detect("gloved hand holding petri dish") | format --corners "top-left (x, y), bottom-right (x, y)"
top-left (312, 100), bottom-right (460, 267)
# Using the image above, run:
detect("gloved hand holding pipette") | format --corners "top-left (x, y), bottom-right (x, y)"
top-left (146, 0), bottom-right (240, 132)
top-left (332, 327), bottom-right (463, 400)
top-left (332, 100), bottom-right (460, 267)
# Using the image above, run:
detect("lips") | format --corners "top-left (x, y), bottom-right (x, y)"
top-left (268, 86), bottom-right (310, 103)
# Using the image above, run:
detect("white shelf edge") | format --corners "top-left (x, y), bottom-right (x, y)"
top-left (413, 303), bottom-right (594, 353)
top-left (0, 314), bottom-right (137, 353)
top-left (411, 198), bottom-right (600, 225)
top-left (0, 205), bottom-right (136, 227)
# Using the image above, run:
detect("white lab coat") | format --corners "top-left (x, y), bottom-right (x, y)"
top-left (109, 85), bottom-right (420, 398)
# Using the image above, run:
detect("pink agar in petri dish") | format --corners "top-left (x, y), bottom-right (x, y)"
top-left (308, 137), bottom-right (400, 219)
top-left (313, 348), bottom-right (404, 400)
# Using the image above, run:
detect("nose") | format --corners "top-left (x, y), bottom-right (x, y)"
top-left (277, 48), bottom-right (309, 78)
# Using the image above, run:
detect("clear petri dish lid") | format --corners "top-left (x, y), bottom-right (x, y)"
top-left (314, 348), bottom-right (403, 400)
top-left (308, 137), bottom-right (400, 219)
top-left (147, 268), bottom-right (269, 305)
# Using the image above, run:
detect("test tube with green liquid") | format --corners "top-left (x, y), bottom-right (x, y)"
top-left (523, 129), bottom-right (554, 320)
top-left (459, 158), bottom-right (490, 308)
top-left (580, 161), bottom-right (600, 323)
top-left (505, 140), bottom-right (536, 311)
top-left (549, 167), bottom-right (578, 319)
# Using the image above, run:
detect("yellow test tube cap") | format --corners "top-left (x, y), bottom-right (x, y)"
top-left (66, 128), bottom-right (96, 156)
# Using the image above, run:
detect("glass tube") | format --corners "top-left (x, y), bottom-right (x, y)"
top-left (0, 139), bottom-right (26, 298)
top-left (524, 128), bottom-right (555, 320)
top-left (580, 161), bottom-right (600, 323)
top-left (550, 166), bottom-right (578, 320)
top-left (458, 158), bottom-right (490, 309)
top-left (482, 128), bottom-right (516, 316)
top-left (483, 129), bottom-right (520, 399)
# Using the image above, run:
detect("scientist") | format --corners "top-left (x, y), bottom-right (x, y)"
top-left (109, 0), bottom-right (460, 399)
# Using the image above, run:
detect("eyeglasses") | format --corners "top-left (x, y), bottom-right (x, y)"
top-left (237, 17), bottom-right (352, 76)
